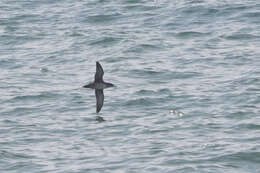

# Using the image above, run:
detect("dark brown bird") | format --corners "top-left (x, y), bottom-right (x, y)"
top-left (83, 62), bottom-right (114, 113)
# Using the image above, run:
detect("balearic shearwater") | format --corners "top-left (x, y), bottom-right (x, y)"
top-left (83, 61), bottom-right (114, 113)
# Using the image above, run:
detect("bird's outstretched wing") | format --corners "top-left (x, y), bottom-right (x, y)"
top-left (95, 89), bottom-right (104, 113)
top-left (95, 61), bottom-right (104, 82)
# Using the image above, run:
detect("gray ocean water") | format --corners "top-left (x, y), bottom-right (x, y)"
top-left (1, 0), bottom-right (260, 172)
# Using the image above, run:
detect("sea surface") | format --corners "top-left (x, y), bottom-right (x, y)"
top-left (0, 0), bottom-right (260, 172)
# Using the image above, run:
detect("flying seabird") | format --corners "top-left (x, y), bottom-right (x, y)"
top-left (83, 61), bottom-right (114, 113)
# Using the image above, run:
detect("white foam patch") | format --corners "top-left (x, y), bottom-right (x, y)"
top-left (169, 109), bottom-right (184, 117)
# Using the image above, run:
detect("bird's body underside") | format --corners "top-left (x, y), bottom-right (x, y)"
top-left (84, 82), bottom-right (113, 90)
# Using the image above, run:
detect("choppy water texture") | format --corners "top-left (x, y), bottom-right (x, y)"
top-left (1, 0), bottom-right (260, 172)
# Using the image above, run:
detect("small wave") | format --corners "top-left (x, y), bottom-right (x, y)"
top-left (124, 95), bottom-right (172, 108)
top-left (128, 68), bottom-right (202, 81)
top-left (125, 98), bottom-right (154, 107)
top-left (0, 150), bottom-right (33, 159)
top-left (136, 89), bottom-right (156, 95)
top-left (243, 11), bottom-right (260, 18)
top-left (124, 43), bottom-right (163, 54)
top-left (234, 123), bottom-right (260, 130)
top-left (140, 43), bottom-right (161, 49)
top-left (8, 92), bottom-right (60, 103)
top-left (84, 13), bottom-right (122, 24)
top-left (158, 88), bottom-right (172, 94)
top-left (130, 69), bottom-right (164, 77)
top-left (212, 151), bottom-right (260, 164)
top-left (89, 37), bottom-right (121, 46)
top-left (224, 33), bottom-right (258, 40)
top-left (0, 59), bottom-right (23, 69)
top-left (135, 88), bottom-right (171, 96)
top-left (124, 0), bottom-right (140, 4)
top-left (176, 31), bottom-right (209, 39)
